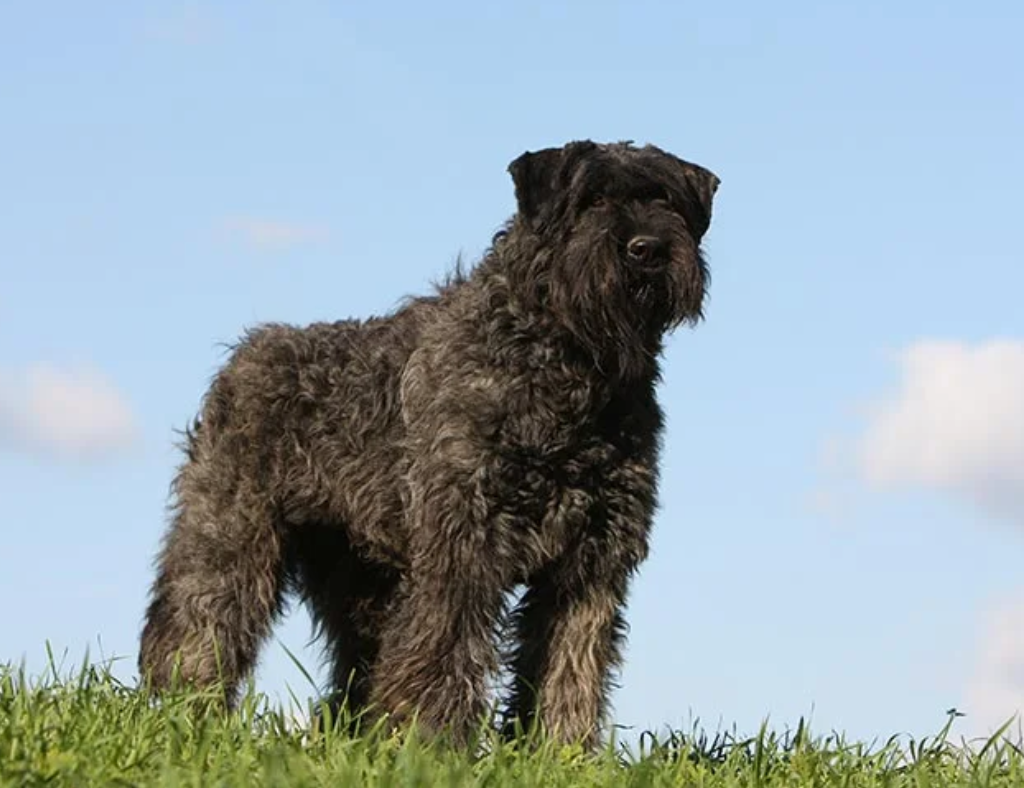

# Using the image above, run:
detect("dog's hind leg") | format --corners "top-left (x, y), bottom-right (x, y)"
top-left (139, 453), bottom-right (287, 707)
top-left (287, 523), bottom-right (399, 729)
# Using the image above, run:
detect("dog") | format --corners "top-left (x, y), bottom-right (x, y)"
top-left (139, 140), bottom-right (720, 747)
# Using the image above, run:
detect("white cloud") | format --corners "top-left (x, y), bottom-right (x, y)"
top-left (964, 597), bottom-right (1024, 739)
top-left (855, 339), bottom-right (1024, 524)
top-left (820, 341), bottom-right (1024, 741)
top-left (220, 217), bottom-right (330, 251)
top-left (0, 363), bottom-right (139, 461)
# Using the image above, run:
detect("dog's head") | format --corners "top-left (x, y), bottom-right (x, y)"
top-left (506, 140), bottom-right (720, 377)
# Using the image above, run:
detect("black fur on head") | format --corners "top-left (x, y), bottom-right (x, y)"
top-left (503, 140), bottom-right (720, 380)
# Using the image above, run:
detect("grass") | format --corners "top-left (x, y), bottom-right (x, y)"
top-left (1, 651), bottom-right (1022, 786)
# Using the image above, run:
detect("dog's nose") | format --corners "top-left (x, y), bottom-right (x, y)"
top-left (626, 235), bottom-right (666, 265)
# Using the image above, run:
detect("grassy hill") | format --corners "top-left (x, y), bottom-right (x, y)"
top-left (1, 656), bottom-right (1021, 787)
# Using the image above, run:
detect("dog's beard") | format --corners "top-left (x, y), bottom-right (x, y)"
top-left (543, 228), bottom-right (706, 380)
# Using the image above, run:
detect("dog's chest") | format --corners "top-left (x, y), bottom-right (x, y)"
top-left (484, 409), bottom-right (636, 572)
top-left (468, 362), bottom-right (659, 572)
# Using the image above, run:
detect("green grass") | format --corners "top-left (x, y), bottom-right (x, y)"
top-left (1, 652), bottom-right (1022, 787)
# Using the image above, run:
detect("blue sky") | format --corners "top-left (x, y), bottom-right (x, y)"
top-left (2, 1), bottom-right (1023, 745)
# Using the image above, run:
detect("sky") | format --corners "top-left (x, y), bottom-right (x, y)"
top-left (2, 0), bottom-right (1023, 747)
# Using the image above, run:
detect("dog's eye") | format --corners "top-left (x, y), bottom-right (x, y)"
top-left (589, 195), bottom-right (607, 209)
top-left (651, 189), bottom-right (674, 208)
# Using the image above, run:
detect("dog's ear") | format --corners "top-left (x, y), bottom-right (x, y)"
top-left (508, 141), bottom-right (598, 223)
top-left (680, 161), bottom-right (720, 239)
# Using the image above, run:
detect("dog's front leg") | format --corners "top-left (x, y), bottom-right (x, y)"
top-left (504, 461), bottom-right (655, 749)
top-left (369, 455), bottom-right (507, 744)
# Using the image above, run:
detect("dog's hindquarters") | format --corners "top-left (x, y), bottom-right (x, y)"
top-left (138, 319), bottom-right (412, 707)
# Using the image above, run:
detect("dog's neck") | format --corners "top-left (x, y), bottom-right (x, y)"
top-left (468, 248), bottom-right (667, 389)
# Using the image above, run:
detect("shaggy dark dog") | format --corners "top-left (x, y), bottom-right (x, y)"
top-left (139, 140), bottom-right (720, 747)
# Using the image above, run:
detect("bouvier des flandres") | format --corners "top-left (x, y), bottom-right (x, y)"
top-left (139, 140), bottom-right (720, 747)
